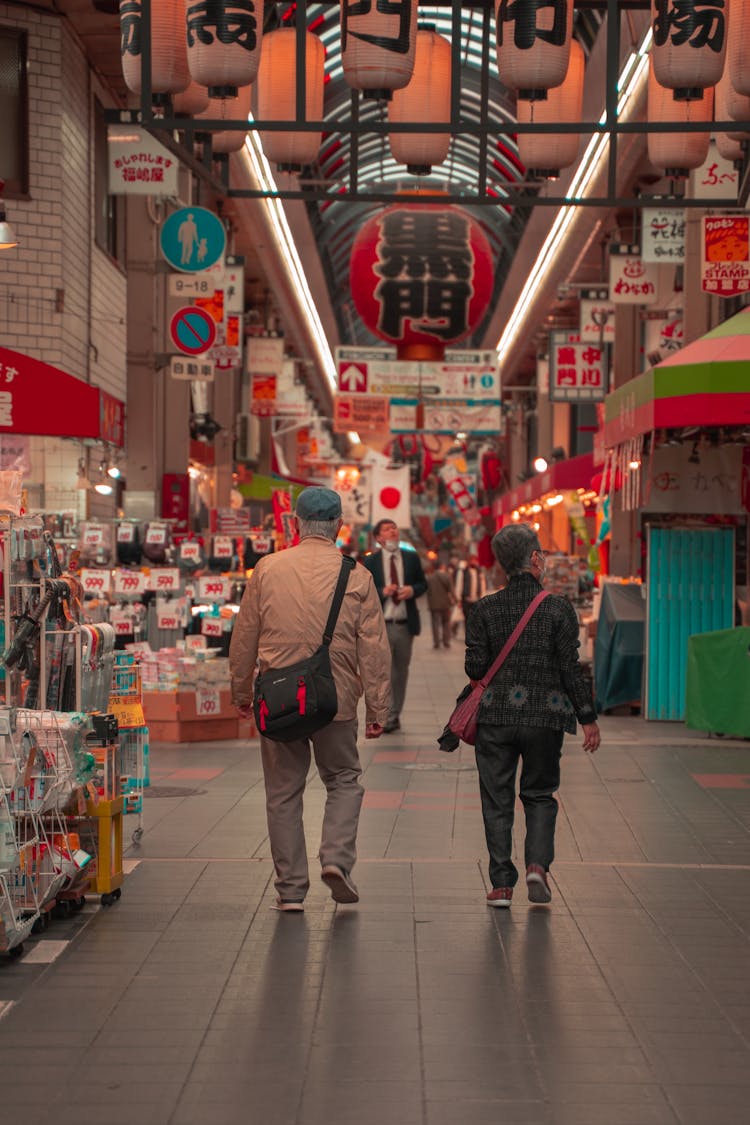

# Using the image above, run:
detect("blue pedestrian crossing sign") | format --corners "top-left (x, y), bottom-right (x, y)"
top-left (160, 206), bottom-right (226, 273)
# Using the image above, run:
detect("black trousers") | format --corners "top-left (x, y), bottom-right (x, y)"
top-left (474, 724), bottom-right (564, 890)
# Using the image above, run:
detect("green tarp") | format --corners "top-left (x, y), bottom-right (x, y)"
top-left (686, 627), bottom-right (750, 738)
top-left (594, 583), bottom-right (644, 713)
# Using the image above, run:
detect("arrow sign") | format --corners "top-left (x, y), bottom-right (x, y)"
top-left (170, 306), bottom-right (217, 356)
top-left (338, 362), bottom-right (368, 393)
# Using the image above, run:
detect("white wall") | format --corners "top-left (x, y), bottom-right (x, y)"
top-left (0, 4), bottom-right (127, 402)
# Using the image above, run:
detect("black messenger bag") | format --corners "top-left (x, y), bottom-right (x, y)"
top-left (253, 556), bottom-right (355, 742)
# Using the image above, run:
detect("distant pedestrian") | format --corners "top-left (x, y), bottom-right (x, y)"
top-left (230, 487), bottom-right (391, 911)
top-left (425, 561), bottom-right (455, 649)
top-left (455, 557), bottom-right (487, 627)
top-left (362, 519), bottom-right (427, 733)
top-left (465, 524), bottom-right (600, 909)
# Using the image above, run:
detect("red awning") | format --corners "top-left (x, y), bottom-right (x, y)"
top-left (493, 452), bottom-right (595, 517)
top-left (0, 347), bottom-right (125, 446)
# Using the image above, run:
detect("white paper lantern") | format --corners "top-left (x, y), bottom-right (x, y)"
top-left (729, 0), bottom-right (750, 96)
top-left (715, 62), bottom-right (750, 147)
top-left (196, 84), bottom-right (252, 153)
top-left (120, 0), bottom-right (190, 96)
top-left (517, 39), bottom-right (584, 177)
top-left (185, 0), bottom-right (263, 97)
top-left (389, 29), bottom-right (451, 175)
top-left (341, 0), bottom-right (418, 100)
top-left (173, 79), bottom-right (210, 115)
top-left (647, 61), bottom-right (712, 175)
top-left (651, 0), bottom-right (726, 100)
top-left (495, 0), bottom-right (573, 100)
top-left (256, 29), bottom-right (325, 171)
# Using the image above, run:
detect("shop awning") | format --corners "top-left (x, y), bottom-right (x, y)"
top-left (494, 452), bottom-right (595, 517)
top-left (0, 346), bottom-right (125, 446)
top-left (603, 307), bottom-right (750, 448)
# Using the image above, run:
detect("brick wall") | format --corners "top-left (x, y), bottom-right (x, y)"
top-left (0, 4), bottom-right (127, 402)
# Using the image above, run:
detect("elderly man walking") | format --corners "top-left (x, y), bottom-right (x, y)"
top-left (230, 487), bottom-right (391, 911)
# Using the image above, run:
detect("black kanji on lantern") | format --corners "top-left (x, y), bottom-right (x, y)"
top-left (120, 0), bottom-right (141, 57)
top-left (186, 0), bottom-right (258, 51)
top-left (373, 211), bottom-right (475, 340)
top-left (653, 0), bottom-right (726, 51)
top-left (496, 0), bottom-right (569, 50)
top-left (342, 0), bottom-right (412, 56)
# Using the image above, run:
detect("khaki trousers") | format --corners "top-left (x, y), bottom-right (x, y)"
top-left (260, 718), bottom-right (363, 901)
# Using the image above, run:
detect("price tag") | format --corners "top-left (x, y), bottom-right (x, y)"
top-left (213, 536), bottom-right (234, 559)
top-left (110, 612), bottom-right (133, 636)
top-left (157, 610), bottom-right (182, 631)
top-left (198, 576), bottom-right (231, 601)
top-left (201, 616), bottom-right (223, 638)
top-left (145, 568), bottom-right (180, 592)
top-left (180, 541), bottom-right (202, 562)
top-left (113, 569), bottom-right (146, 596)
top-left (185, 635), bottom-right (207, 653)
top-left (117, 524), bottom-right (135, 543)
top-left (251, 534), bottom-right (272, 554)
top-left (196, 687), bottom-right (221, 715)
top-left (80, 568), bottom-right (111, 595)
top-left (82, 527), bottom-right (104, 548)
top-left (145, 526), bottom-right (167, 546)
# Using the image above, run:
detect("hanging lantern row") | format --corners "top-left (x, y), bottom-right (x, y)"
top-left (647, 60), bottom-right (712, 177)
top-left (516, 39), bottom-right (584, 178)
top-left (651, 0), bottom-right (726, 101)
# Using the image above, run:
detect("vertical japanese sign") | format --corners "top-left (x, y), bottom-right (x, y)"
top-left (641, 208), bottom-right (685, 263)
top-left (609, 245), bottom-right (661, 305)
top-left (701, 215), bottom-right (750, 296)
top-left (548, 331), bottom-right (608, 403)
top-left (689, 141), bottom-right (739, 202)
top-left (579, 288), bottom-right (616, 344)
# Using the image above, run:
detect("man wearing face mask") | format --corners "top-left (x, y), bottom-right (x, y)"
top-left (362, 519), bottom-right (427, 734)
top-left (465, 523), bottom-right (600, 909)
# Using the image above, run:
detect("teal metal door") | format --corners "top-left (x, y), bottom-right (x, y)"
top-left (646, 527), bottom-right (735, 721)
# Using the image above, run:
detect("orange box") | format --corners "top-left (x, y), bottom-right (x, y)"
top-left (148, 718), bottom-right (239, 743)
top-left (142, 690), bottom-right (235, 724)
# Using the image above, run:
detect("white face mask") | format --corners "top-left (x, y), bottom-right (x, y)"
top-left (382, 539), bottom-right (399, 553)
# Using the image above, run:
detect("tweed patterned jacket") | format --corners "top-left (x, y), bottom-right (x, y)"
top-left (464, 572), bottom-right (597, 735)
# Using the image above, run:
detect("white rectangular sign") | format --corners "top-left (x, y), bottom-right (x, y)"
top-left (80, 568), bottom-right (111, 596)
top-left (170, 356), bottom-right (214, 382)
top-left (197, 576), bottom-right (232, 601)
top-left (108, 126), bottom-right (178, 196)
top-left (145, 567), bottom-right (181, 593)
top-left (641, 208), bottom-right (686, 263)
top-left (609, 245), bottom-right (661, 305)
top-left (113, 569), bottom-right (146, 596)
top-left (579, 289), bottom-right (616, 344)
top-left (337, 357), bottom-right (500, 401)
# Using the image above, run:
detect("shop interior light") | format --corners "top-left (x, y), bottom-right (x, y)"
top-left (533, 522), bottom-right (541, 531)
top-left (629, 458), bottom-right (641, 470)
top-left (0, 180), bottom-right (18, 250)
top-left (547, 493), bottom-right (564, 506)
top-left (533, 456), bottom-right (548, 473)
top-left (107, 464), bottom-right (122, 479)
top-left (94, 480), bottom-right (114, 495)
top-left (511, 510), bottom-right (521, 521)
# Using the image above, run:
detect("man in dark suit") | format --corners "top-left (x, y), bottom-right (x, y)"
top-left (362, 518), bottom-right (427, 733)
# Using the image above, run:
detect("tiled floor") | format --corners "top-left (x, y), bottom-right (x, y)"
top-left (2, 632), bottom-right (750, 1124)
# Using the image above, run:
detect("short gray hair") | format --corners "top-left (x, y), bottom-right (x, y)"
top-left (297, 516), bottom-right (340, 542)
top-left (491, 524), bottom-right (541, 577)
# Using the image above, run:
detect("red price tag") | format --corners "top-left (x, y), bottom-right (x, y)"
top-left (157, 614), bottom-right (180, 630)
top-left (113, 570), bottom-right (145, 595)
top-left (145, 527), bottom-right (167, 546)
top-left (196, 688), bottom-right (221, 715)
top-left (181, 542), bottom-right (201, 561)
top-left (201, 617), bottom-right (223, 638)
top-left (113, 620), bottom-right (132, 635)
top-left (83, 529), bottom-right (104, 547)
top-left (198, 577), bottom-right (230, 600)
top-left (80, 568), bottom-right (111, 595)
top-left (117, 524), bottom-right (135, 543)
top-left (213, 537), bottom-right (233, 558)
top-left (146, 568), bottom-right (180, 592)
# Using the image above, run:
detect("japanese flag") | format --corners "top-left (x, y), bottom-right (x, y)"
top-left (370, 465), bottom-right (411, 530)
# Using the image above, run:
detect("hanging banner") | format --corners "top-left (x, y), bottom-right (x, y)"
top-left (370, 465), bottom-right (411, 529)
top-left (439, 456), bottom-right (481, 526)
top-left (689, 141), bottom-right (740, 203)
top-left (701, 215), bottom-right (750, 297)
top-left (641, 208), bottom-right (686, 263)
top-left (548, 331), bottom-right (608, 403)
top-left (608, 245), bottom-right (661, 305)
top-left (579, 289), bottom-right (616, 344)
top-left (245, 334), bottom-right (285, 376)
top-left (333, 477), bottom-right (371, 524)
top-left (643, 311), bottom-right (684, 368)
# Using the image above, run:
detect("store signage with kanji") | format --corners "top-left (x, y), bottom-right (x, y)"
top-left (549, 331), bottom-right (608, 403)
top-left (350, 203), bottom-right (494, 356)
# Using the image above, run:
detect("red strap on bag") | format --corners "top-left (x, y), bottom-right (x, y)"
top-left (448, 591), bottom-right (550, 744)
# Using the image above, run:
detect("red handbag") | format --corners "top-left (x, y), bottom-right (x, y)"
top-left (448, 591), bottom-right (549, 745)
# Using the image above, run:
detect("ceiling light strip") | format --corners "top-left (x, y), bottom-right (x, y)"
top-left (242, 123), bottom-right (337, 391)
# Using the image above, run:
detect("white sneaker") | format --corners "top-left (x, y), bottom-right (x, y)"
top-left (274, 898), bottom-right (304, 912)
top-left (321, 864), bottom-right (359, 904)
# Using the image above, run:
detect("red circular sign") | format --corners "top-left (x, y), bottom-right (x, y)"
top-left (380, 486), bottom-right (401, 510)
top-left (350, 202), bottom-right (494, 352)
top-left (170, 306), bottom-right (217, 356)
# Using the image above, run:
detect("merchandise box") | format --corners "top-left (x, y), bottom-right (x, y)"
top-left (142, 689), bottom-right (234, 723)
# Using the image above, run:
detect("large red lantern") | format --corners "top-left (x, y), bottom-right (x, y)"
top-left (350, 202), bottom-right (494, 361)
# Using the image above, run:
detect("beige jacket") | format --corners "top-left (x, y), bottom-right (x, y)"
top-left (229, 536), bottom-right (391, 725)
